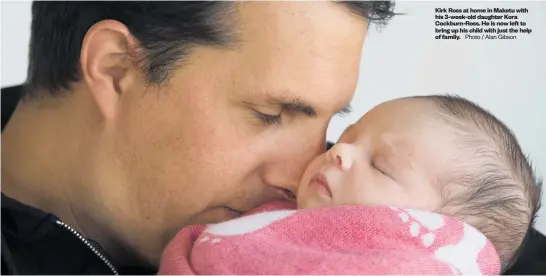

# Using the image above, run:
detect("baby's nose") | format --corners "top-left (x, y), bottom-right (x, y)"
top-left (328, 143), bottom-right (356, 171)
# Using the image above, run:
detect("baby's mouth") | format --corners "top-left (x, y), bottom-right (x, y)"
top-left (309, 172), bottom-right (333, 199)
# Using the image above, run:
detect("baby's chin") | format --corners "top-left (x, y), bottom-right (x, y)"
top-left (295, 188), bottom-right (308, 209)
top-left (296, 190), bottom-right (330, 209)
top-left (296, 198), bottom-right (321, 209)
top-left (296, 175), bottom-right (335, 209)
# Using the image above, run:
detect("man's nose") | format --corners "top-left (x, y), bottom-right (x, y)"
top-left (327, 143), bottom-right (356, 171)
top-left (262, 132), bottom-right (327, 201)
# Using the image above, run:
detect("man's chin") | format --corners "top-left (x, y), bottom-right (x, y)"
top-left (187, 207), bottom-right (242, 226)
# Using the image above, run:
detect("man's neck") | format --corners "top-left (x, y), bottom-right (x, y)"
top-left (1, 96), bottom-right (144, 267)
top-left (1, 98), bottom-right (89, 233)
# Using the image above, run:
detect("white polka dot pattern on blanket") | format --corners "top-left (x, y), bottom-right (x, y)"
top-left (391, 207), bottom-right (444, 247)
top-left (421, 232), bottom-right (435, 247)
top-left (434, 223), bottom-right (488, 275)
top-left (390, 206), bottom-right (490, 275)
top-left (410, 222), bottom-right (420, 237)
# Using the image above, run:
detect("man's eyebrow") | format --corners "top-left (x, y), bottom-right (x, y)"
top-left (266, 97), bottom-right (317, 118)
top-left (336, 104), bottom-right (352, 115)
top-left (265, 95), bottom-right (352, 118)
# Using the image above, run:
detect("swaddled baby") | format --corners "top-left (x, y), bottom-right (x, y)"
top-left (159, 95), bottom-right (542, 275)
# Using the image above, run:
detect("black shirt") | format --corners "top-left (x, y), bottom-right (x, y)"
top-left (1, 85), bottom-right (545, 275)
top-left (1, 193), bottom-right (119, 274)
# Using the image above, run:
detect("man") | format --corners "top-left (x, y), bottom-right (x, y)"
top-left (1, 1), bottom-right (396, 274)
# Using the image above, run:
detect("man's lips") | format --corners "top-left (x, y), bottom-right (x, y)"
top-left (309, 173), bottom-right (333, 198)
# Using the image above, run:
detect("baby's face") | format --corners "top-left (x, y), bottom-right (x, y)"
top-left (297, 98), bottom-right (456, 211)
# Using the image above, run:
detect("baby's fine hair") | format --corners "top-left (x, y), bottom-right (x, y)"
top-left (419, 95), bottom-right (542, 271)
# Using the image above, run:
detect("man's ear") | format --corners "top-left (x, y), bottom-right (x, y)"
top-left (80, 20), bottom-right (139, 120)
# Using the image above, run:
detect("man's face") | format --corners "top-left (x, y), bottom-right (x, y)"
top-left (101, 2), bottom-right (367, 264)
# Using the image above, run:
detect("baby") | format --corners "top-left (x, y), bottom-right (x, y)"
top-left (159, 95), bottom-right (542, 275)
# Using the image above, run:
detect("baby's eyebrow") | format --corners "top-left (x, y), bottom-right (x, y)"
top-left (373, 142), bottom-right (393, 163)
top-left (374, 146), bottom-right (394, 163)
top-left (377, 138), bottom-right (416, 174)
top-left (375, 138), bottom-right (409, 164)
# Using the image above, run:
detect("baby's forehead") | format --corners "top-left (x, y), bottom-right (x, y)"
top-left (355, 99), bottom-right (437, 130)
top-left (346, 114), bottom-right (457, 169)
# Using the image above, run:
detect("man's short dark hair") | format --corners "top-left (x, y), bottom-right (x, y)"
top-left (25, 1), bottom-right (396, 99)
top-left (422, 95), bottom-right (542, 271)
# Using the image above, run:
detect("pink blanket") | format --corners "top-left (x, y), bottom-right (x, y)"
top-left (159, 201), bottom-right (500, 275)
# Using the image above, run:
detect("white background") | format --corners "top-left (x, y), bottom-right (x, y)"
top-left (2, 1), bottom-right (545, 234)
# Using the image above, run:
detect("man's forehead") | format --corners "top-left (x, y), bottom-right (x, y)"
top-left (226, 2), bottom-right (365, 117)
top-left (233, 2), bottom-right (367, 73)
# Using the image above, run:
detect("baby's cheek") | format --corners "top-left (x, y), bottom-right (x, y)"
top-left (331, 180), bottom-right (372, 206)
top-left (338, 180), bottom-right (398, 207)
top-left (298, 155), bottom-right (327, 190)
